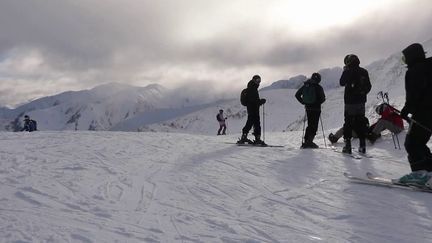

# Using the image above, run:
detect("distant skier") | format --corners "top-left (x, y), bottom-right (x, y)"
top-left (216, 109), bottom-right (227, 135)
top-left (340, 54), bottom-right (371, 154)
top-left (237, 75), bottom-right (266, 145)
top-left (397, 43), bottom-right (432, 186)
top-left (295, 73), bottom-right (326, 148)
top-left (21, 115), bottom-right (37, 132)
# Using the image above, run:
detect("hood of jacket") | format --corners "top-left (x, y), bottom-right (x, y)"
top-left (403, 43), bottom-right (426, 67)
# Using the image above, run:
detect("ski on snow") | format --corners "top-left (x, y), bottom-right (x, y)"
top-left (330, 146), bottom-right (373, 159)
top-left (344, 172), bottom-right (432, 193)
top-left (225, 142), bottom-right (284, 148)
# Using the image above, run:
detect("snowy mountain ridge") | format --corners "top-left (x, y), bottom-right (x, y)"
top-left (1, 40), bottom-right (431, 133)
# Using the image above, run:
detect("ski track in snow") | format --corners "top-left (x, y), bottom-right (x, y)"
top-left (1, 131), bottom-right (432, 242)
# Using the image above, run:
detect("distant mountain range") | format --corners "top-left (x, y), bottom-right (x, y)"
top-left (1, 39), bottom-right (431, 133)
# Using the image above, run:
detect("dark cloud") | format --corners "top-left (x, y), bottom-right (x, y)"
top-left (0, 0), bottom-right (432, 107)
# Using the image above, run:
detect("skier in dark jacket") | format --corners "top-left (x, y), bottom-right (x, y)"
top-left (21, 115), bottom-right (37, 132)
top-left (340, 54), bottom-right (371, 154)
top-left (397, 43), bottom-right (432, 186)
top-left (295, 73), bottom-right (326, 148)
top-left (237, 75), bottom-right (266, 145)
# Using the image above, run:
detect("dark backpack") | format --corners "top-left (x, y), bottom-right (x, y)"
top-left (240, 88), bottom-right (248, 106)
top-left (30, 120), bottom-right (37, 131)
top-left (302, 84), bottom-right (316, 105)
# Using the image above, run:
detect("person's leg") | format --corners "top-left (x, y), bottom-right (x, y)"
top-left (305, 109), bottom-right (320, 145)
top-left (405, 120), bottom-right (432, 171)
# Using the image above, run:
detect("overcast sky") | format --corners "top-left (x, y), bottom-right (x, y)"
top-left (1, 0), bottom-right (432, 107)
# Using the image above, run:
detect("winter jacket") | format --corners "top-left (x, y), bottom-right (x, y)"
top-left (340, 66), bottom-right (371, 105)
top-left (245, 80), bottom-right (264, 108)
top-left (381, 105), bottom-right (404, 129)
top-left (402, 43), bottom-right (432, 116)
top-left (22, 119), bottom-right (37, 132)
top-left (295, 79), bottom-right (326, 110)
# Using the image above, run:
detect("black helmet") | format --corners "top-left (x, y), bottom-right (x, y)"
top-left (252, 75), bottom-right (261, 85)
top-left (24, 115), bottom-right (29, 119)
top-left (311, 73), bottom-right (321, 83)
top-left (344, 54), bottom-right (360, 66)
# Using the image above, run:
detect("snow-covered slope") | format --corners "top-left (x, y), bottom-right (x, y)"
top-left (1, 130), bottom-right (431, 242)
top-left (0, 83), bottom-right (211, 131)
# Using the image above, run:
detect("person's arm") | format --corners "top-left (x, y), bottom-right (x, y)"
top-left (295, 86), bottom-right (304, 104)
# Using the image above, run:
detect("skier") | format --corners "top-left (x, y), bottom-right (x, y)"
top-left (21, 115), bottom-right (37, 132)
top-left (367, 103), bottom-right (404, 143)
top-left (295, 73), bottom-right (326, 148)
top-left (340, 54), bottom-right (371, 154)
top-left (397, 43), bottom-right (432, 186)
top-left (237, 75), bottom-right (266, 145)
top-left (216, 109), bottom-right (227, 135)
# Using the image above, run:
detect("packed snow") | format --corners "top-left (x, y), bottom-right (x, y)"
top-left (1, 130), bottom-right (432, 242)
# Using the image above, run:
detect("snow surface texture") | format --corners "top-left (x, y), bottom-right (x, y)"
top-left (1, 130), bottom-right (432, 242)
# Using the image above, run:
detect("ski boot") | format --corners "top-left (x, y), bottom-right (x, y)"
top-left (342, 139), bottom-right (352, 154)
top-left (328, 133), bottom-right (338, 144)
top-left (237, 133), bottom-right (253, 144)
top-left (253, 135), bottom-right (267, 146)
top-left (301, 139), bottom-right (319, 149)
top-left (398, 170), bottom-right (432, 188)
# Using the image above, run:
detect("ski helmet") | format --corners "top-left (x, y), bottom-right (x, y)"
top-left (252, 75), bottom-right (261, 84)
top-left (311, 73), bottom-right (321, 83)
top-left (344, 54), bottom-right (360, 66)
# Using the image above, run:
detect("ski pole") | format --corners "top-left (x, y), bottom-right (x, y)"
top-left (301, 110), bottom-right (306, 144)
top-left (320, 114), bottom-right (327, 148)
top-left (395, 133), bottom-right (401, 150)
top-left (391, 132), bottom-right (397, 149)
top-left (262, 104), bottom-right (265, 142)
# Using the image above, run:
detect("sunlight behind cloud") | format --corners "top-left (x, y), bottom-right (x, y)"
top-left (266, 0), bottom-right (407, 34)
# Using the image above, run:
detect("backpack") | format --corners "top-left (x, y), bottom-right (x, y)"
top-left (301, 84), bottom-right (316, 105)
top-left (30, 120), bottom-right (37, 131)
top-left (240, 88), bottom-right (248, 106)
top-left (216, 114), bottom-right (222, 122)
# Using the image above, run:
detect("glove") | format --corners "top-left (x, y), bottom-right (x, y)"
top-left (260, 98), bottom-right (266, 105)
top-left (400, 106), bottom-right (410, 121)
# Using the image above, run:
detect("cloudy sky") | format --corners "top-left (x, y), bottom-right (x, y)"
top-left (1, 0), bottom-right (432, 107)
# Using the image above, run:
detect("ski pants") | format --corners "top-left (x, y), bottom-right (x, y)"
top-left (343, 104), bottom-right (367, 146)
top-left (304, 108), bottom-right (321, 142)
top-left (242, 106), bottom-right (261, 137)
top-left (405, 113), bottom-right (432, 171)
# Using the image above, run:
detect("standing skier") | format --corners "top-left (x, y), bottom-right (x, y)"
top-left (340, 54), bottom-right (371, 154)
top-left (295, 73), bottom-right (326, 148)
top-left (216, 109), bottom-right (227, 135)
top-left (397, 43), bottom-right (432, 186)
top-left (237, 75), bottom-right (266, 145)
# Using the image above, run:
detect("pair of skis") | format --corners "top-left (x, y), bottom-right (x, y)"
top-left (331, 146), bottom-right (373, 159)
top-left (225, 142), bottom-right (284, 148)
top-left (344, 172), bottom-right (432, 193)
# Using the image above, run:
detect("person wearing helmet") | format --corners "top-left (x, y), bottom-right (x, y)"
top-left (237, 75), bottom-right (267, 145)
top-left (21, 115), bottom-right (37, 132)
top-left (216, 109), bottom-right (227, 135)
top-left (396, 43), bottom-right (432, 187)
top-left (340, 54), bottom-right (371, 154)
top-left (295, 72), bottom-right (326, 148)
